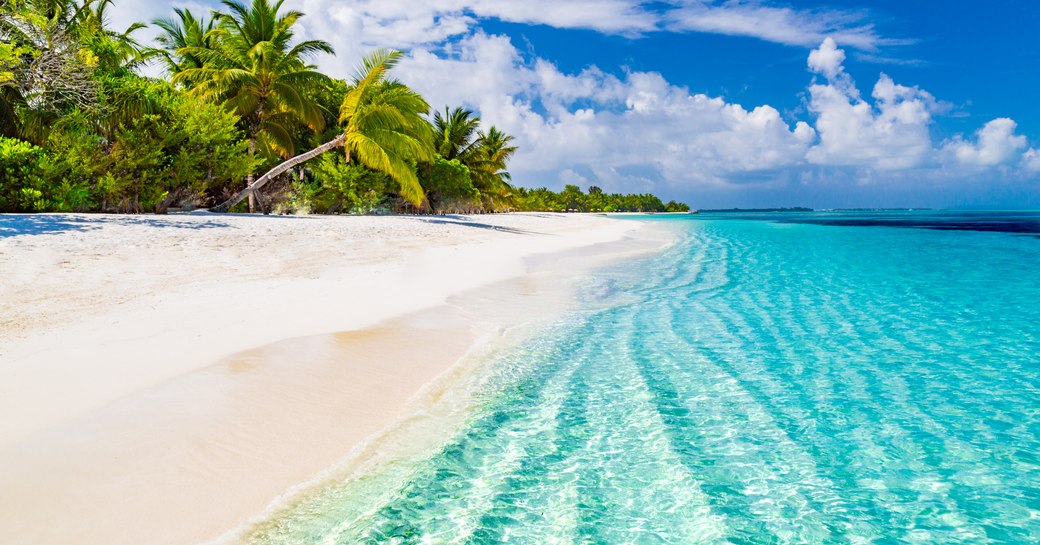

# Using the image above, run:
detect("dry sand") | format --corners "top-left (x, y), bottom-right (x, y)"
top-left (0, 212), bottom-right (669, 545)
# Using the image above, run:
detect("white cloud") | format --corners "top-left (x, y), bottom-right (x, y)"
top-left (943, 118), bottom-right (1028, 167)
top-left (1023, 148), bottom-right (1040, 172)
top-left (805, 39), bottom-right (939, 170)
top-left (121, 0), bottom-right (904, 80)
top-left (807, 38), bottom-right (846, 80)
top-left (397, 33), bottom-right (814, 190)
top-left (665, 1), bottom-right (888, 50)
top-left (465, 0), bottom-right (657, 34)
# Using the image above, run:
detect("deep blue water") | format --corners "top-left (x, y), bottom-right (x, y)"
top-left (252, 211), bottom-right (1040, 544)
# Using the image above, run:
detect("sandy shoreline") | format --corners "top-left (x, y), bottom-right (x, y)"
top-left (0, 212), bottom-right (672, 545)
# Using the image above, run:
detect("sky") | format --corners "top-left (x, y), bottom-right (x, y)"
top-left (117, 0), bottom-right (1040, 209)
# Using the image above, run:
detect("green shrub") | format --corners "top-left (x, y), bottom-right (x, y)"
top-left (23, 79), bottom-right (255, 212)
top-left (0, 136), bottom-right (47, 211)
top-left (420, 157), bottom-right (481, 213)
top-left (305, 153), bottom-right (394, 213)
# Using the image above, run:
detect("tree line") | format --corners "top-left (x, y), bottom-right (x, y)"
top-left (0, 0), bottom-right (690, 215)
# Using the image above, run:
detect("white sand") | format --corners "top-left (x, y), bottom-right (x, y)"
top-left (0, 212), bottom-right (667, 545)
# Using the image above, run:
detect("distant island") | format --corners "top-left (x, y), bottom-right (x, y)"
top-left (698, 207), bottom-right (937, 213)
top-left (513, 185), bottom-right (689, 214)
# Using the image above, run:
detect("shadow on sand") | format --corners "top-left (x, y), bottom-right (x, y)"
top-left (411, 214), bottom-right (541, 235)
top-left (0, 214), bottom-right (233, 238)
top-left (0, 211), bottom-right (561, 238)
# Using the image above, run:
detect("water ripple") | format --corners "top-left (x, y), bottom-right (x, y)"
top-left (249, 213), bottom-right (1040, 544)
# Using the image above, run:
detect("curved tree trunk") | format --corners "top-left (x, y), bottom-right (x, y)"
top-left (210, 134), bottom-right (346, 213)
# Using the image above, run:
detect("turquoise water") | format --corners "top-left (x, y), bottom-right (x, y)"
top-left (255, 211), bottom-right (1040, 544)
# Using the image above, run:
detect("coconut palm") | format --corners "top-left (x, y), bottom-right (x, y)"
top-left (429, 107), bottom-right (518, 210)
top-left (173, 0), bottom-right (333, 158)
top-left (471, 126), bottom-right (516, 186)
top-left (469, 126), bottom-right (518, 209)
top-left (432, 106), bottom-right (481, 162)
top-left (74, 0), bottom-right (147, 72)
top-left (172, 0), bottom-right (333, 211)
top-left (151, 8), bottom-right (217, 76)
top-left (211, 48), bottom-right (434, 212)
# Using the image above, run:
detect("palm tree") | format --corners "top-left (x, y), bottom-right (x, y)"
top-left (173, 0), bottom-right (333, 210)
top-left (429, 107), bottom-right (518, 210)
top-left (174, 0), bottom-right (332, 156)
top-left (151, 8), bottom-right (217, 76)
top-left (432, 106), bottom-right (481, 162)
top-left (470, 126), bottom-right (518, 209)
top-left (211, 48), bottom-right (434, 212)
top-left (74, 0), bottom-right (147, 72)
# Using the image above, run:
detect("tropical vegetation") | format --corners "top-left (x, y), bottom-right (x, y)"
top-left (0, 0), bottom-right (689, 214)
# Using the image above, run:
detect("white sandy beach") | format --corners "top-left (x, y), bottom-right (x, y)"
top-left (0, 212), bottom-right (668, 545)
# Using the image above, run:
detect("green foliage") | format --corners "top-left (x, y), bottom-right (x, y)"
top-left (151, 8), bottom-right (218, 76)
top-left (469, 126), bottom-right (517, 210)
top-left (290, 152), bottom-right (393, 214)
top-left (305, 77), bottom-right (347, 143)
top-left (172, 0), bottom-right (333, 159)
top-left (421, 156), bottom-right (480, 212)
top-left (512, 187), bottom-right (565, 212)
top-left (1, 132), bottom-right (95, 213)
top-left (432, 106), bottom-right (480, 161)
top-left (0, 0), bottom-right (689, 216)
top-left (99, 91), bottom-right (254, 211)
top-left (0, 39), bottom-right (30, 86)
top-left (166, 94), bottom-right (257, 195)
top-left (665, 200), bottom-right (691, 212)
top-left (338, 49), bottom-right (434, 206)
top-left (0, 80), bottom-right (255, 212)
top-left (0, 136), bottom-right (46, 210)
top-left (428, 109), bottom-right (516, 210)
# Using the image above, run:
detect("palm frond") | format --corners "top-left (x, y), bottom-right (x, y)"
top-left (340, 48), bottom-right (400, 124)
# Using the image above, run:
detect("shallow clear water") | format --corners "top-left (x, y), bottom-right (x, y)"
top-left (254, 211), bottom-right (1040, 544)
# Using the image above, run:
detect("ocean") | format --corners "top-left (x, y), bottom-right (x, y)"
top-left (249, 211), bottom-right (1040, 544)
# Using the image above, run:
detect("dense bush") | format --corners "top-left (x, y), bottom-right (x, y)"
top-left (0, 82), bottom-right (255, 213)
top-left (0, 137), bottom-right (46, 211)
top-left (279, 153), bottom-right (394, 214)
top-left (421, 157), bottom-right (481, 213)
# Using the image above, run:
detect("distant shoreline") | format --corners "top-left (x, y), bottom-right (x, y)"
top-left (696, 207), bottom-right (938, 213)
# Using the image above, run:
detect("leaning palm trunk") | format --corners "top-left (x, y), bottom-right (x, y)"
top-left (210, 134), bottom-right (346, 212)
top-left (210, 49), bottom-right (431, 213)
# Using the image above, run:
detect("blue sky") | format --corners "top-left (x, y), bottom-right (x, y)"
top-left (124, 1), bottom-right (1040, 208)
top-left (484, 1), bottom-right (1040, 140)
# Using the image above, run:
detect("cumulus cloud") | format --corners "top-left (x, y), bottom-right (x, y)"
top-left (1023, 148), bottom-right (1040, 172)
top-left (804, 39), bottom-right (939, 170)
top-left (807, 38), bottom-right (846, 80)
top-left (397, 33), bottom-right (815, 190)
top-left (943, 118), bottom-right (1028, 167)
top-left (801, 39), bottom-right (1037, 177)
